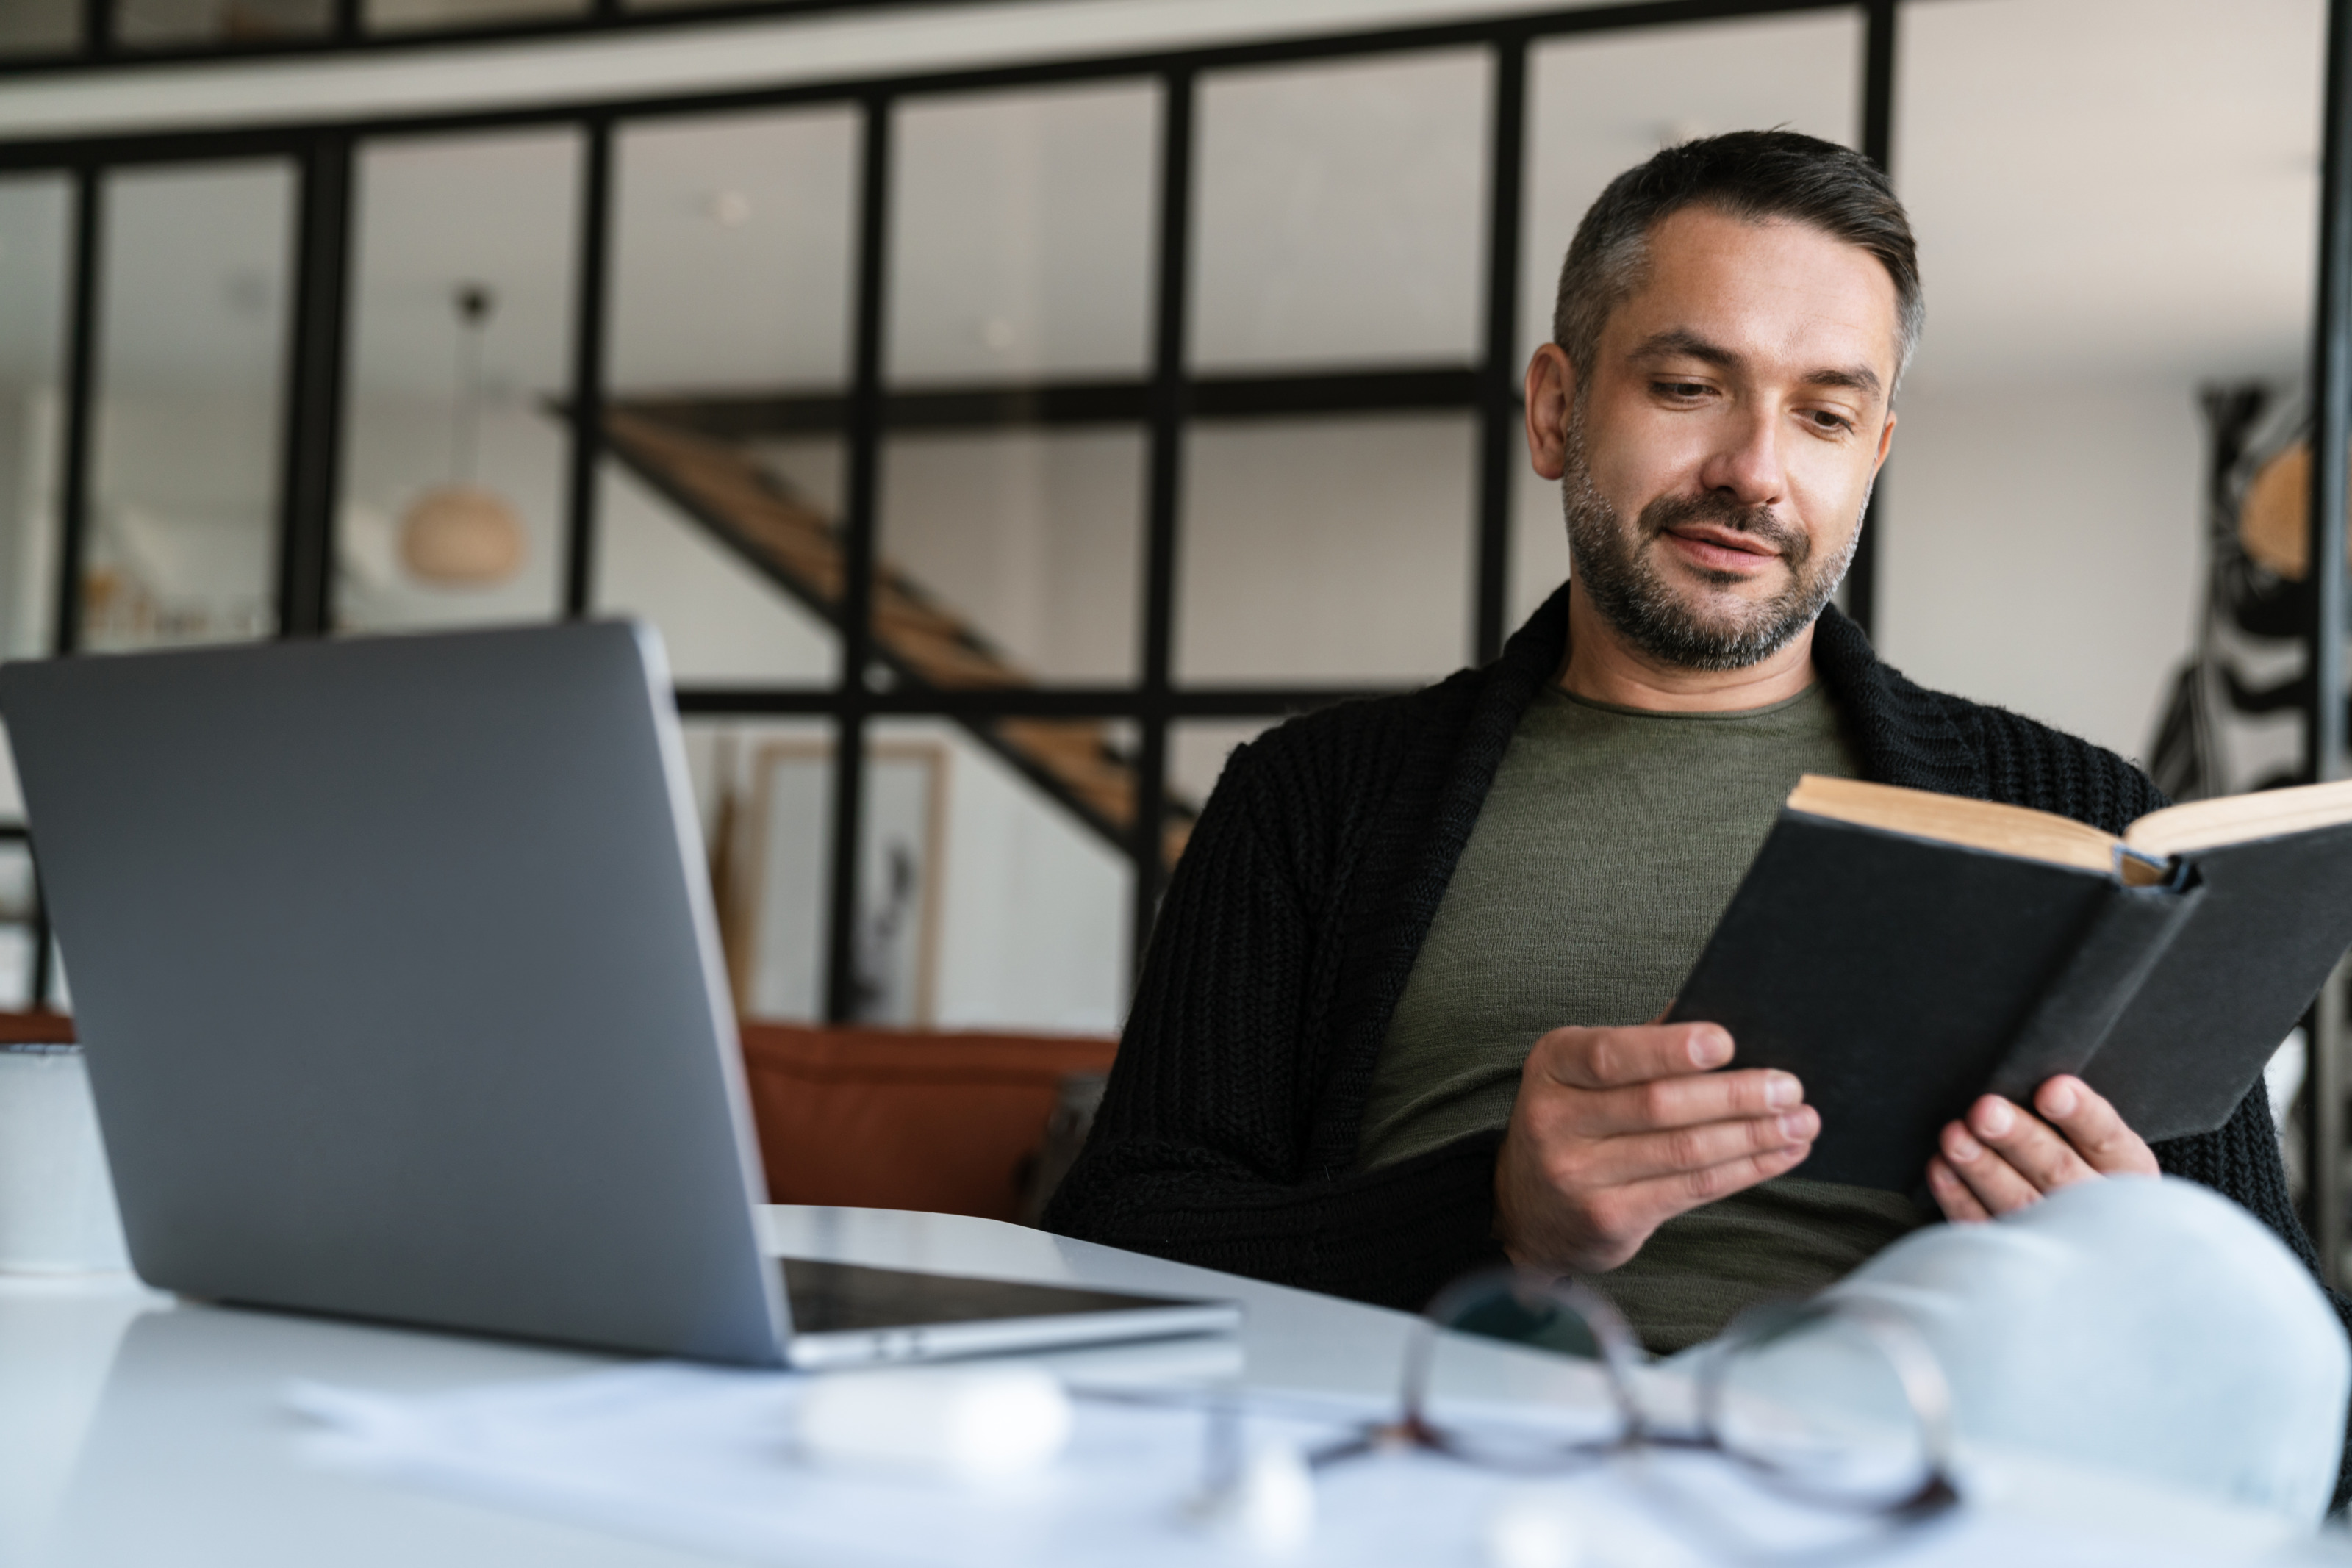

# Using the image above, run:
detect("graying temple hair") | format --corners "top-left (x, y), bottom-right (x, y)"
top-left (1552, 129), bottom-right (1924, 391)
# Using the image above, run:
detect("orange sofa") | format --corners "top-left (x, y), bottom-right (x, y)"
top-left (0, 1012), bottom-right (1111, 1226)
top-left (734, 1022), bottom-right (1115, 1223)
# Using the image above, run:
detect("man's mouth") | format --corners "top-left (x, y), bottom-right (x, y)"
top-left (1656, 522), bottom-right (1785, 573)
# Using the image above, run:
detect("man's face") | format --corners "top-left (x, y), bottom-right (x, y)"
top-left (1540, 206), bottom-right (1901, 671)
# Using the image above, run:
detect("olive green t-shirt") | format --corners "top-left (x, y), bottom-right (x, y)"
top-left (1354, 680), bottom-right (1932, 1351)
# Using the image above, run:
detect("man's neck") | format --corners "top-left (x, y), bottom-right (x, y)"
top-left (1554, 580), bottom-right (1819, 713)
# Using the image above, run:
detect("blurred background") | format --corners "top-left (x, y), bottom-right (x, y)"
top-left (0, 0), bottom-right (2337, 1229)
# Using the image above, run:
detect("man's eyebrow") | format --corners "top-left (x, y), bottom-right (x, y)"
top-left (1804, 364), bottom-right (1885, 398)
top-left (1632, 328), bottom-right (1884, 400)
top-left (1630, 328), bottom-right (1739, 369)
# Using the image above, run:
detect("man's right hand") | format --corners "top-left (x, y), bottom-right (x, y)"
top-left (1493, 1021), bottom-right (1816, 1274)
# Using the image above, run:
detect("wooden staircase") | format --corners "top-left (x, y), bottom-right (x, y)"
top-left (600, 404), bottom-right (1194, 867)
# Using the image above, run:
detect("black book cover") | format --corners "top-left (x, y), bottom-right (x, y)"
top-left (1667, 812), bottom-right (2352, 1193)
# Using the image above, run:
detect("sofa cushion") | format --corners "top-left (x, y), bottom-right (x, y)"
top-left (736, 1023), bottom-right (1116, 1223)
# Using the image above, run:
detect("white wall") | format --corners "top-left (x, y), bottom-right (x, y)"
top-left (1875, 379), bottom-right (2212, 764)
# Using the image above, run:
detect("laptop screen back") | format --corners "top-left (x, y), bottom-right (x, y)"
top-left (0, 623), bottom-right (789, 1364)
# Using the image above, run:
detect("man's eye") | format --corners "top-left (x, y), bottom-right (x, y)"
top-left (1808, 410), bottom-right (1855, 433)
top-left (1655, 381), bottom-right (1709, 399)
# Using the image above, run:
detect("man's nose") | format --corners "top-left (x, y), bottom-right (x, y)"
top-left (1695, 404), bottom-right (1786, 507)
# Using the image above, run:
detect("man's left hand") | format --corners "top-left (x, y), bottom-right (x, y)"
top-left (1926, 1074), bottom-right (2159, 1221)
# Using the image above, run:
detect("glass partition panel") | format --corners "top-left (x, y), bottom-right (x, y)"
top-left (367, 0), bottom-right (582, 31)
top-left (861, 717), bottom-right (1132, 1035)
top-left (89, 162), bottom-right (293, 652)
top-left (1881, 0), bottom-right (2317, 768)
top-left (592, 450), bottom-right (841, 686)
top-left (117, 0), bottom-right (330, 46)
top-left (1176, 414), bottom-right (1474, 685)
top-left (339, 129), bottom-right (579, 634)
top-left (1513, 10), bottom-right (1862, 630)
top-left (0, 840), bottom-right (36, 1011)
top-left (0, 0), bottom-right (79, 55)
top-left (889, 82), bottom-right (1159, 385)
top-left (603, 109), bottom-right (858, 685)
top-left (0, 177), bottom-right (69, 661)
top-left (693, 717), bottom-right (835, 1024)
top-left (876, 428), bottom-right (1143, 686)
top-left (1192, 50), bottom-right (1488, 372)
top-left (609, 108), bottom-right (858, 395)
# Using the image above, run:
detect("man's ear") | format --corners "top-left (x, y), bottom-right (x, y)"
top-left (1873, 408), bottom-right (1898, 475)
top-left (1524, 343), bottom-right (1576, 482)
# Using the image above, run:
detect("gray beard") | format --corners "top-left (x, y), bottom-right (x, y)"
top-left (1559, 408), bottom-right (1864, 673)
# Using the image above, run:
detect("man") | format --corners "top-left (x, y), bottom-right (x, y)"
top-left (1046, 131), bottom-right (2348, 1514)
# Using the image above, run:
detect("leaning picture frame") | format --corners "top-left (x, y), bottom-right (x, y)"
top-left (734, 739), bottom-right (948, 1027)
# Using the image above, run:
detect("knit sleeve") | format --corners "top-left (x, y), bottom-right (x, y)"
top-left (1041, 734), bottom-right (1505, 1311)
top-left (2154, 1086), bottom-right (2352, 1510)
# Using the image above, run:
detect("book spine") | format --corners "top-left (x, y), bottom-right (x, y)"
top-left (1986, 880), bottom-right (2208, 1104)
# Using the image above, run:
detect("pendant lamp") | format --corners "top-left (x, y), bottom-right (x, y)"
top-left (399, 284), bottom-right (528, 588)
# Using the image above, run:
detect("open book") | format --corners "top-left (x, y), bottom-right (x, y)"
top-left (1666, 774), bottom-right (2352, 1192)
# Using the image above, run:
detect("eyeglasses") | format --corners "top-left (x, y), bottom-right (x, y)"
top-left (1172, 1267), bottom-right (1961, 1553)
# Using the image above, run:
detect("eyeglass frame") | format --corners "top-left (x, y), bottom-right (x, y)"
top-left (1315, 1266), bottom-right (1961, 1523)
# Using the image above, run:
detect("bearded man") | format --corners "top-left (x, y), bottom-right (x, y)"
top-left (1046, 129), bottom-right (2351, 1519)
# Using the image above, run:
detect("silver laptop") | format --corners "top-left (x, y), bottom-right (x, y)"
top-left (0, 622), bottom-right (1235, 1368)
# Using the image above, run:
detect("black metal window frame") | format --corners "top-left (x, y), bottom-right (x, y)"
top-left (0, 0), bottom-right (1904, 1021)
top-left (0, 0), bottom-right (1005, 74)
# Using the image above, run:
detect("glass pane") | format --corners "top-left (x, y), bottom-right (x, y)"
top-left (591, 447), bottom-right (841, 686)
top-left (88, 162), bottom-right (293, 652)
top-left (339, 130), bottom-right (579, 634)
top-left (609, 108), bottom-right (858, 395)
top-left (1192, 51), bottom-right (1488, 372)
top-left (0, 0), bottom-right (78, 55)
top-left (695, 718), bottom-right (834, 1024)
top-left (1177, 414), bottom-right (1474, 685)
top-left (889, 82), bottom-right (1158, 384)
top-left (1880, 0), bottom-right (2317, 765)
top-left (1517, 12), bottom-right (1864, 359)
top-left (1514, 11), bottom-right (1862, 630)
top-left (0, 841), bottom-right (36, 1010)
top-left (876, 428), bottom-right (1142, 686)
top-left (118, 0), bottom-right (330, 46)
top-left (0, 177), bottom-right (70, 661)
top-left (603, 109), bottom-right (858, 686)
top-left (862, 717), bottom-right (1132, 1035)
top-left (366, 0), bottom-right (581, 32)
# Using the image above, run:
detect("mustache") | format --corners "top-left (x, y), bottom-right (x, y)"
top-left (1637, 491), bottom-right (1808, 561)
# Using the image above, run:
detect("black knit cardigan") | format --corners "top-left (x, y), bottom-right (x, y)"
top-left (1046, 583), bottom-right (2350, 1498)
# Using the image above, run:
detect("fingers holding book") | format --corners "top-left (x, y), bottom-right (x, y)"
top-left (1925, 1076), bottom-right (2160, 1223)
top-left (1494, 1021), bottom-right (1817, 1275)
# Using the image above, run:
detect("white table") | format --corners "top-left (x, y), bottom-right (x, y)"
top-left (0, 1206), bottom-right (2327, 1567)
top-left (0, 1207), bottom-right (1442, 1568)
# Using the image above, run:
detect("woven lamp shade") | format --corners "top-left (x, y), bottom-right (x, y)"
top-left (398, 484), bottom-right (528, 586)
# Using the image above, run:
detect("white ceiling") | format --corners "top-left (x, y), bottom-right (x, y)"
top-left (0, 0), bottom-right (2330, 401)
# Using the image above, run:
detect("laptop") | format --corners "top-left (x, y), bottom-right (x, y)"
top-left (0, 622), bottom-right (1236, 1368)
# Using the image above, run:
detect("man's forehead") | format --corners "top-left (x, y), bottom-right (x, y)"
top-left (1607, 206), bottom-right (1902, 384)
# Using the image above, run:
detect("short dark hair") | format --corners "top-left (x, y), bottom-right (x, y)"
top-left (1551, 129), bottom-right (1923, 388)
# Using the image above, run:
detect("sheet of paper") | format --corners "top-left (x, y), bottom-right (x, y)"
top-left (286, 1362), bottom-right (2298, 1568)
